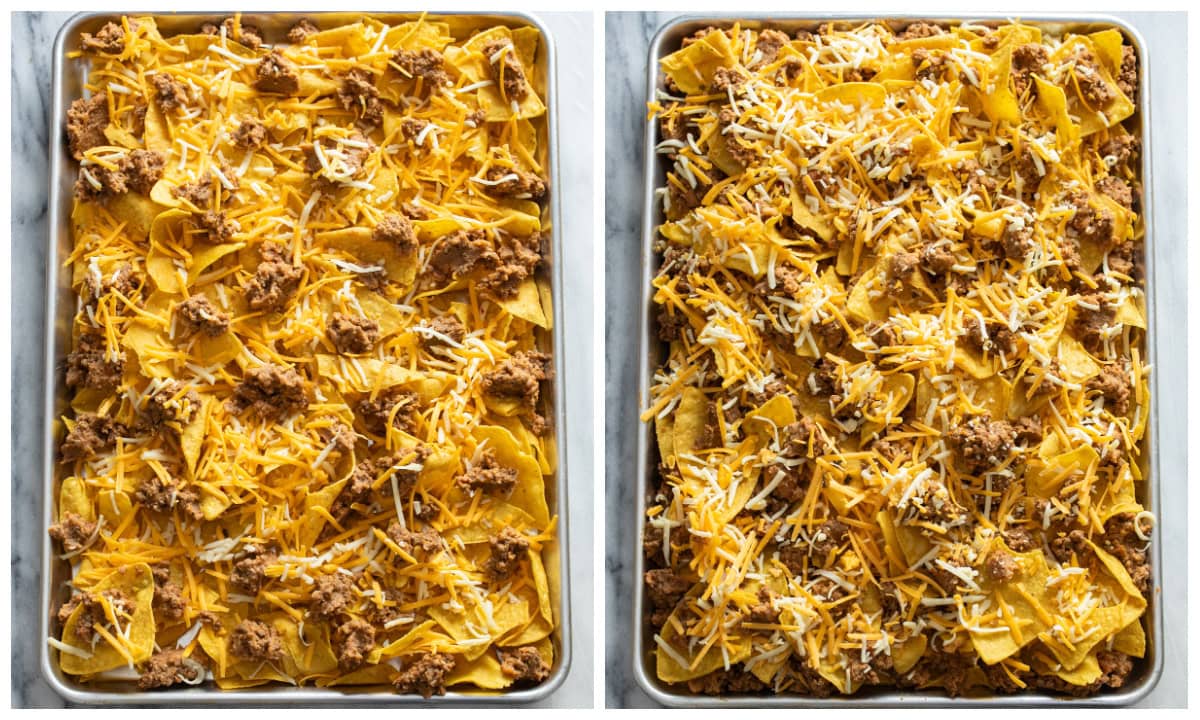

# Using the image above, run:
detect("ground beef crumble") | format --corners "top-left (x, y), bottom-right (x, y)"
top-left (1073, 292), bottom-right (1116, 353)
top-left (386, 523), bottom-right (442, 557)
top-left (986, 549), bottom-right (1019, 581)
top-left (327, 312), bottom-right (380, 354)
top-left (81, 22), bottom-right (127, 54)
top-left (1100, 512), bottom-right (1152, 593)
top-left (332, 450), bottom-right (425, 523)
top-left (151, 563), bottom-right (187, 622)
top-left (744, 587), bottom-right (780, 625)
top-left (134, 475), bottom-right (201, 519)
top-left (481, 350), bottom-right (553, 424)
top-left (1097, 175), bottom-right (1134, 210)
top-left (337, 68), bottom-right (384, 126)
top-left (287, 18), bottom-right (320, 44)
top-left (354, 388), bottom-right (421, 435)
top-left (124, 150), bottom-right (167, 196)
top-left (428, 228), bottom-right (499, 285)
top-left (946, 415), bottom-right (1017, 474)
top-left (65, 333), bottom-right (123, 390)
top-left (419, 315), bottom-right (466, 350)
top-left (229, 552), bottom-right (274, 595)
top-left (334, 618), bottom-right (375, 671)
top-left (232, 118), bottom-right (267, 149)
top-left (138, 648), bottom-right (202, 690)
top-left (1072, 48), bottom-right (1115, 108)
top-left (61, 412), bottom-right (122, 461)
top-left (254, 50), bottom-right (300, 95)
top-left (392, 48), bottom-right (449, 89)
top-left (228, 619), bottom-right (284, 662)
top-left (1088, 363), bottom-right (1132, 414)
top-left (484, 40), bottom-right (530, 102)
top-left (1117, 45), bottom-right (1139, 100)
top-left (689, 668), bottom-right (768, 695)
top-left (373, 213), bottom-right (417, 254)
top-left (898, 22), bottom-right (945, 40)
top-left (1011, 43), bottom-right (1049, 98)
top-left (170, 173), bottom-right (213, 208)
top-left (142, 380), bottom-right (199, 428)
top-left (393, 652), bottom-right (456, 698)
top-left (499, 646), bottom-right (551, 683)
top-left (477, 231), bottom-right (543, 299)
top-left (484, 163), bottom-right (546, 200)
top-left (310, 572), bottom-right (356, 618)
top-left (67, 94), bottom-right (109, 160)
top-left (152, 72), bottom-right (189, 112)
top-left (175, 294), bottom-right (230, 336)
top-left (58, 589), bottom-right (130, 643)
top-left (963, 315), bottom-right (1016, 355)
top-left (1100, 135), bottom-right (1140, 168)
top-left (48, 512), bottom-right (97, 554)
top-left (227, 363), bottom-right (309, 422)
top-left (645, 568), bottom-right (691, 613)
top-left (456, 448), bottom-right (518, 495)
top-left (718, 107), bottom-right (757, 168)
top-left (244, 242), bottom-right (303, 312)
top-left (753, 29), bottom-right (791, 67)
top-left (484, 527), bottom-right (531, 581)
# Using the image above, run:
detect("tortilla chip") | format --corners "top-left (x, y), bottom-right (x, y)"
top-left (655, 606), bottom-right (751, 682)
top-left (659, 29), bottom-right (735, 95)
top-left (473, 425), bottom-right (549, 525)
top-left (60, 564), bottom-right (156, 675)
top-left (672, 386), bottom-right (710, 456)
top-left (59, 476), bottom-right (95, 523)
top-left (498, 277), bottom-right (549, 328)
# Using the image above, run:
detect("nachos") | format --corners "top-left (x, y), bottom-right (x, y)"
top-left (51, 14), bottom-right (558, 696)
top-left (644, 20), bottom-right (1150, 697)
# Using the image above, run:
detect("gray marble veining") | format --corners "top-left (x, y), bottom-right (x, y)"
top-left (602, 11), bottom-right (1187, 708)
top-left (603, 11), bottom-right (672, 710)
top-left (10, 11), bottom-right (593, 708)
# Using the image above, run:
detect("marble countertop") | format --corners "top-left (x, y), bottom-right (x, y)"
top-left (604, 11), bottom-right (1187, 708)
top-left (10, 11), bottom-right (593, 708)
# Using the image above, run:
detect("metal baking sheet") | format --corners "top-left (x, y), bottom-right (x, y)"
top-left (41, 10), bottom-right (571, 705)
top-left (633, 13), bottom-right (1161, 707)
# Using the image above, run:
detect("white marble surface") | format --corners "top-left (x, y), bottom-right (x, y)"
top-left (10, 11), bottom-right (593, 708)
top-left (603, 11), bottom-right (1187, 708)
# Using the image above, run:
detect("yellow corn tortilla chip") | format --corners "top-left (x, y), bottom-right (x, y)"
top-left (892, 634), bottom-right (928, 674)
top-left (59, 476), bottom-right (95, 523)
top-left (980, 46), bottom-right (1021, 125)
top-left (816, 82), bottom-right (888, 108)
top-left (473, 425), bottom-right (549, 525)
top-left (655, 606), bottom-right (752, 682)
top-left (446, 650), bottom-right (511, 690)
top-left (529, 548), bottom-right (554, 624)
top-left (97, 489), bottom-right (133, 525)
top-left (742, 394), bottom-right (797, 445)
top-left (60, 563), bottom-right (156, 675)
top-left (1057, 334), bottom-right (1101, 381)
top-left (498, 277), bottom-right (549, 328)
top-left (655, 413), bottom-right (676, 466)
top-left (659, 29), bottom-right (735, 96)
top-left (1026, 445), bottom-right (1099, 499)
top-left (449, 501), bottom-right (536, 544)
top-left (672, 386), bottom-right (710, 456)
top-left (354, 289), bottom-right (409, 338)
top-left (106, 193), bottom-right (161, 241)
top-left (969, 548), bottom-right (1055, 664)
top-left (1112, 618), bottom-right (1146, 658)
top-left (316, 227), bottom-right (417, 289)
